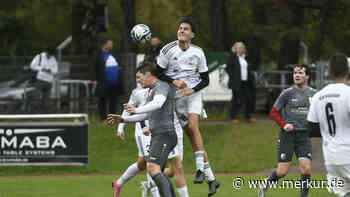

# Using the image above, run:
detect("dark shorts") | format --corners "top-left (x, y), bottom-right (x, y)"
top-left (277, 129), bottom-right (312, 162)
top-left (148, 132), bottom-right (177, 171)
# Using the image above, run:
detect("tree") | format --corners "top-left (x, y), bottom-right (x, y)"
top-left (210, 0), bottom-right (228, 51)
top-left (120, 0), bottom-right (137, 53)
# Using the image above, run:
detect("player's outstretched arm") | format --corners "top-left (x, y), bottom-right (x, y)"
top-left (129, 95), bottom-right (167, 114)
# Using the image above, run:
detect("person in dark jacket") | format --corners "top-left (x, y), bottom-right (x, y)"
top-left (90, 39), bottom-right (124, 120)
top-left (225, 42), bottom-right (256, 124)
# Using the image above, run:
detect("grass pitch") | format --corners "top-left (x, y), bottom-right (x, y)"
top-left (0, 174), bottom-right (334, 197)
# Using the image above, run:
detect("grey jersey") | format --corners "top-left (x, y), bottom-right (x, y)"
top-left (273, 86), bottom-right (317, 130)
top-left (147, 80), bottom-right (175, 135)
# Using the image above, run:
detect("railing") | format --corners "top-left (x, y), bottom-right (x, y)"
top-left (57, 79), bottom-right (92, 113)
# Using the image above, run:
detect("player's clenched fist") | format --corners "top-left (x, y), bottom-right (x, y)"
top-left (173, 80), bottom-right (187, 89)
top-left (176, 88), bottom-right (194, 96)
top-left (283, 123), bottom-right (294, 132)
top-left (106, 114), bottom-right (124, 125)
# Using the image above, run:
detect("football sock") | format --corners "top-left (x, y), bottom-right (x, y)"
top-left (152, 173), bottom-right (176, 197)
top-left (204, 162), bottom-right (216, 181)
top-left (178, 186), bottom-right (190, 197)
top-left (267, 169), bottom-right (284, 184)
top-left (147, 173), bottom-right (156, 188)
top-left (195, 151), bottom-right (205, 171)
top-left (116, 162), bottom-right (140, 186)
top-left (300, 174), bottom-right (311, 197)
top-left (147, 173), bottom-right (161, 197)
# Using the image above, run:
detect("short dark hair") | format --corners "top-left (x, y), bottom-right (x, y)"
top-left (294, 64), bottom-right (310, 75)
top-left (136, 61), bottom-right (157, 76)
top-left (329, 53), bottom-right (349, 78)
top-left (179, 16), bottom-right (196, 34)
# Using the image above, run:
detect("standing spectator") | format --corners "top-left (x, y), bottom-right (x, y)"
top-left (90, 39), bottom-right (124, 120)
top-left (30, 46), bottom-right (58, 110)
top-left (144, 36), bottom-right (162, 64)
top-left (225, 42), bottom-right (256, 124)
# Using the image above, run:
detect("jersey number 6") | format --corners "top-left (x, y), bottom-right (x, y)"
top-left (325, 102), bottom-right (336, 137)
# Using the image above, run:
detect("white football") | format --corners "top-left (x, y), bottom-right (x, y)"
top-left (130, 24), bottom-right (151, 44)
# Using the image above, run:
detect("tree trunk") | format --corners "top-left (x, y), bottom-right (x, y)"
top-left (71, 1), bottom-right (86, 54)
top-left (211, 0), bottom-right (228, 51)
top-left (312, 0), bottom-right (330, 62)
top-left (277, 32), bottom-right (300, 70)
top-left (120, 0), bottom-right (137, 53)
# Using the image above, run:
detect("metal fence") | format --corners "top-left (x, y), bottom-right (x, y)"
top-left (0, 55), bottom-right (339, 114)
top-left (0, 54), bottom-right (136, 114)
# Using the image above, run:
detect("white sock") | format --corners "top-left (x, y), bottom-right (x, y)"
top-left (195, 151), bottom-right (205, 171)
top-left (116, 162), bottom-right (140, 186)
top-left (150, 186), bottom-right (161, 197)
top-left (204, 162), bottom-right (215, 181)
top-left (178, 186), bottom-right (190, 197)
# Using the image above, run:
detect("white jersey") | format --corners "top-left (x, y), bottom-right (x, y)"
top-left (117, 86), bottom-right (149, 135)
top-left (157, 41), bottom-right (208, 89)
top-left (307, 83), bottom-right (350, 165)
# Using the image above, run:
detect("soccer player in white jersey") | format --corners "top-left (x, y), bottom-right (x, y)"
top-left (112, 62), bottom-right (190, 197)
top-left (156, 16), bottom-right (219, 196)
top-left (307, 53), bottom-right (350, 197)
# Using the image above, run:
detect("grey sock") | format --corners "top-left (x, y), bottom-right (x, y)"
top-left (267, 169), bottom-right (284, 184)
top-left (152, 173), bottom-right (176, 197)
top-left (300, 174), bottom-right (311, 197)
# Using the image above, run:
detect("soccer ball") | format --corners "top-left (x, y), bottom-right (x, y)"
top-left (130, 24), bottom-right (151, 44)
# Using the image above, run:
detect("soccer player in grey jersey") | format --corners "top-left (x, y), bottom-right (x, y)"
top-left (108, 62), bottom-right (177, 197)
top-left (259, 64), bottom-right (317, 197)
top-left (156, 16), bottom-right (219, 196)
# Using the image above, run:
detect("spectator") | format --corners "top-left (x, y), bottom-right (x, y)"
top-left (225, 42), bottom-right (256, 124)
top-left (90, 39), bottom-right (124, 120)
top-left (30, 46), bottom-right (58, 110)
top-left (144, 36), bottom-right (162, 64)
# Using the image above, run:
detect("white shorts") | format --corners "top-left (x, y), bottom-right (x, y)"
top-left (326, 164), bottom-right (350, 197)
top-left (168, 115), bottom-right (183, 160)
top-left (176, 91), bottom-right (206, 127)
top-left (135, 123), bottom-right (151, 157)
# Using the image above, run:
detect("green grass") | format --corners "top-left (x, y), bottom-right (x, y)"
top-left (0, 121), bottom-right (280, 176)
top-left (0, 175), bottom-right (334, 197)
top-left (0, 118), bottom-right (332, 196)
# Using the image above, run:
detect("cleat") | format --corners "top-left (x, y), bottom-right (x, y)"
top-left (258, 179), bottom-right (269, 197)
top-left (194, 170), bottom-right (205, 184)
top-left (140, 181), bottom-right (150, 197)
top-left (208, 179), bottom-right (220, 196)
top-left (112, 181), bottom-right (122, 197)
